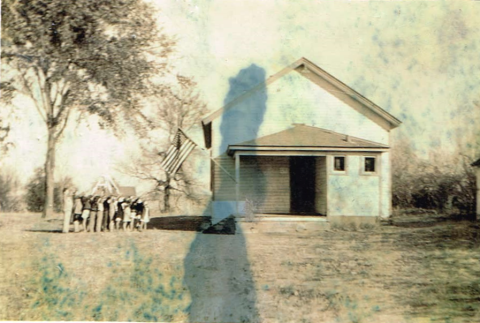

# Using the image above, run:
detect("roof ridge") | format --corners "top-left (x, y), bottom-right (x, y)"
top-left (305, 125), bottom-right (389, 147)
top-left (231, 124), bottom-right (389, 148)
top-left (201, 57), bottom-right (401, 129)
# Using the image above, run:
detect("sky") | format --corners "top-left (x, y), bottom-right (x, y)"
top-left (3, 0), bottom-right (480, 192)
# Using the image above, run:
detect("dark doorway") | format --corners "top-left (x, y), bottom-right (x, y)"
top-left (290, 157), bottom-right (316, 214)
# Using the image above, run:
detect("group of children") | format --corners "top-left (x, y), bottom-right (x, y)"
top-left (69, 194), bottom-right (151, 233)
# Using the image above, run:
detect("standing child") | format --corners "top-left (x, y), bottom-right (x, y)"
top-left (122, 199), bottom-right (131, 231)
top-left (89, 196), bottom-right (99, 232)
top-left (96, 196), bottom-right (105, 232)
top-left (108, 196), bottom-right (117, 231)
top-left (135, 199), bottom-right (145, 231)
top-left (73, 194), bottom-right (83, 233)
top-left (81, 195), bottom-right (91, 232)
top-left (141, 202), bottom-right (150, 231)
top-left (130, 198), bottom-right (139, 231)
top-left (62, 188), bottom-right (74, 233)
top-left (103, 197), bottom-right (110, 231)
top-left (115, 197), bottom-right (124, 231)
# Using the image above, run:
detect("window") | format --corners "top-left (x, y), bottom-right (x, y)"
top-left (334, 156), bottom-right (345, 171)
top-left (365, 157), bottom-right (376, 172)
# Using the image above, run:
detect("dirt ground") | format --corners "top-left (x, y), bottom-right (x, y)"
top-left (0, 212), bottom-right (479, 323)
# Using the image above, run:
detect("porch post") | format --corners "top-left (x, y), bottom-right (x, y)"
top-left (235, 153), bottom-right (240, 214)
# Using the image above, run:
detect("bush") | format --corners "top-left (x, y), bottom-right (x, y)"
top-left (392, 141), bottom-right (476, 214)
top-left (0, 169), bottom-right (23, 212)
top-left (24, 168), bottom-right (73, 213)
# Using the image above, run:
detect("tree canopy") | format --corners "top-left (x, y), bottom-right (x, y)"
top-left (1, 0), bottom-right (176, 217)
top-left (2, 0), bottom-right (175, 129)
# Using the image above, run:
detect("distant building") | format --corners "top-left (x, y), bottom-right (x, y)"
top-left (472, 159), bottom-right (480, 220)
top-left (201, 57), bottom-right (401, 225)
top-left (91, 175), bottom-right (137, 197)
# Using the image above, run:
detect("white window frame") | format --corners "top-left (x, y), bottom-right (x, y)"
top-left (332, 155), bottom-right (348, 175)
top-left (361, 155), bottom-right (379, 176)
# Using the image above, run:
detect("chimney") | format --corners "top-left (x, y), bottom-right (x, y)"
top-left (345, 135), bottom-right (352, 143)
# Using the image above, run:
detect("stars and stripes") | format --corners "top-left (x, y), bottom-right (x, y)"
top-left (160, 128), bottom-right (197, 175)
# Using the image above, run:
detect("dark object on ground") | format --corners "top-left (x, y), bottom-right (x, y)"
top-left (202, 215), bottom-right (236, 235)
top-left (149, 216), bottom-right (211, 232)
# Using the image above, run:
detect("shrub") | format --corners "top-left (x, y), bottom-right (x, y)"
top-left (0, 169), bottom-right (23, 212)
top-left (24, 168), bottom-right (73, 213)
top-left (392, 141), bottom-right (476, 214)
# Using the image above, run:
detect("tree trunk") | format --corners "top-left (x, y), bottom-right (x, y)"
top-left (42, 128), bottom-right (56, 218)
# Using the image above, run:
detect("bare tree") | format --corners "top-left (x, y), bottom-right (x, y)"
top-left (121, 76), bottom-right (207, 212)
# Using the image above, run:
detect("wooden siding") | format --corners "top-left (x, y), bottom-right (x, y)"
top-left (212, 156), bottom-right (291, 214)
top-left (240, 156), bottom-right (290, 214)
top-left (315, 157), bottom-right (327, 214)
top-left (212, 155), bottom-right (236, 201)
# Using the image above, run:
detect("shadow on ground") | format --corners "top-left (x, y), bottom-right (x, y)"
top-left (149, 216), bottom-right (211, 232)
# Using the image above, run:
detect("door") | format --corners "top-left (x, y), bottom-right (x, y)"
top-left (290, 157), bottom-right (316, 214)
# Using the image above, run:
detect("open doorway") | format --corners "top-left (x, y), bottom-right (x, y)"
top-left (290, 157), bottom-right (316, 214)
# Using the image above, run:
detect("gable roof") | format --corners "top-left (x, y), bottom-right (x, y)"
top-left (202, 57), bottom-right (402, 129)
top-left (90, 175), bottom-right (137, 197)
top-left (118, 186), bottom-right (137, 197)
top-left (227, 124), bottom-right (388, 155)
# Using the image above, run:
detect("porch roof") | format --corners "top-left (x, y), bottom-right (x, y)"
top-left (227, 124), bottom-right (389, 155)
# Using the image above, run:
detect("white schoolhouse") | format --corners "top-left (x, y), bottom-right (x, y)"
top-left (201, 57), bottom-right (401, 225)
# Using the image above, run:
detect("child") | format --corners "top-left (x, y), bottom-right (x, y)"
top-left (141, 202), bottom-right (150, 231)
top-left (135, 199), bottom-right (145, 231)
top-left (103, 197), bottom-right (110, 231)
top-left (122, 199), bottom-right (131, 231)
top-left (96, 196), bottom-right (105, 232)
top-left (89, 196), bottom-right (99, 233)
top-left (115, 197), bottom-right (124, 231)
top-left (73, 193), bottom-right (83, 233)
top-left (81, 195), bottom-right (92, 232)
top-left (130, 198), bottom-right (138, 232)
top-left (62, 188), bottom-right (74, 233)
top-left (108, 196), bottom-right (117, 232)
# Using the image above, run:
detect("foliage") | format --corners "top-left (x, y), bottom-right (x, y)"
top-left (2, 0), bottom-right (174, 125)
top-left (0, 92), bottom-right (15, 155)
top-left (0, 169), bottom-right (23, 212)
top-left (25, 168), bottom-right (73, 213)
top-left (1, 0), bottom-right (175, 217)
top-left (392, 139), bottom-right (476, 214)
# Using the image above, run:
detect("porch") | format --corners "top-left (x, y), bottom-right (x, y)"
top-left (211, 125), bottom-right (389, 223)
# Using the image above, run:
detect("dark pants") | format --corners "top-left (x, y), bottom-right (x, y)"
top-left (103, 209), bottom-right (110, 230)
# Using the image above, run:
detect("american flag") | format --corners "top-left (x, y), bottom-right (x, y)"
top-left (161, 128), bottom-right (197, 175)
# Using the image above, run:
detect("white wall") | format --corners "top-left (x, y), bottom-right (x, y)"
top-left (327, 154), bottom-right (382, 217)
top-left (211, 70), bottom-right (390, 158)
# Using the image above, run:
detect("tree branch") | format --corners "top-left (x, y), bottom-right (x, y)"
top-left (17, 69), bottom-right (47, 123)
top-left (54, 88), bottom-right (71, 123)
top-left (33, 66), bottom-right (51, 118)
top-left (54, 104), bottom-right (71, 141)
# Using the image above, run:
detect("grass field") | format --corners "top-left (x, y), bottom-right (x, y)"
top-left (0, 212), bottom-right (479, 323)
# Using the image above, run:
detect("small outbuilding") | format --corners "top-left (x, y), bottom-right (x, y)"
top-left (201, 57), bottom-right (402, 225)
top-left (91, 175), bottom-right (137, 197)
